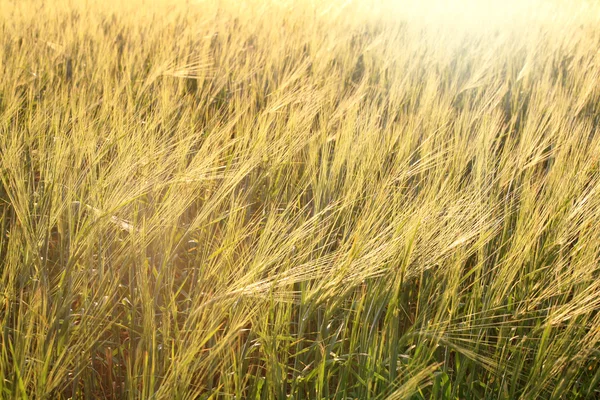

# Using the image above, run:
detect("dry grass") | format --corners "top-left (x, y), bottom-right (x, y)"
top-left (1, 0), bottom-right (600, 398)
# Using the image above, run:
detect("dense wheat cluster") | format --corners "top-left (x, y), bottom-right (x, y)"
top-left (1, 0), bottom-right (600, 398)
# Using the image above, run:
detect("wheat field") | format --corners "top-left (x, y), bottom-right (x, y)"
top-left (1, 0), bottom-right (600, 398)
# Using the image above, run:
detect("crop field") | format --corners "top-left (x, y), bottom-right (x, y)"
top-left (1, 0), bottom-right (600, 398)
